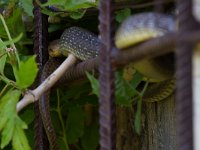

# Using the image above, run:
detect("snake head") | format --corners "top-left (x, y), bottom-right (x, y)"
top-left (48, 39), bottom-right (65, 57)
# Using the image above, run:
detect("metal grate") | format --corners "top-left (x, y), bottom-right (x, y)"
top-left (32, 0), bottom-right (200, 149)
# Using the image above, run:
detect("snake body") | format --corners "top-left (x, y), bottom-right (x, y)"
top-left (59, 27), bottom-right (100, 60)
top-left (40, 12), bottom-right (175, 149)
top-left (116, 12), bottom-right (175, 82)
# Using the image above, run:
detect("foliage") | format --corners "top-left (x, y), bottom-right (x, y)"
top-left (86, 70), bottom-right (147, 134)
top-left (19, 0), bottom-right (33, 17)
top-left (115, 8), bottom-right (131, 23)
top-left (15, 56), bottom-right (38, 89)
top-left (0, 10), bottom-right (38, 150)
top-left (40, 0), bottom-right (98, 19)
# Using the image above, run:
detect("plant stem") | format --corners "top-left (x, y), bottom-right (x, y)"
top-left (140, 81), bottom-right (149, 96)
top-left (0, 83), bottom-right (9, 97)
top-left (134, 81), bottom-right (149, 134)
top-left (0, 75), bottom-right (18, 88)
top-left (0, 14), bottom-right (20, 67)
top-left (56, 90), bottom-right (70, 150)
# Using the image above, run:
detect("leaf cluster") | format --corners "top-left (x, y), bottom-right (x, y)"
top-left (0, 6), bottom-right (38, 150)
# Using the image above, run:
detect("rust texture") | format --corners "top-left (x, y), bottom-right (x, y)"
top-left (33, 0), bottom-right (49, 68)
top-left (32, 0), bottom-right (49, 149)
top-left (98, 0), bottom-right (116, 149)
top-left (176, 0), bottom-right (198, 149)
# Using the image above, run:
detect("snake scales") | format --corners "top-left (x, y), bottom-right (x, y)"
top-left (39, 12), bottom-right (175, 149)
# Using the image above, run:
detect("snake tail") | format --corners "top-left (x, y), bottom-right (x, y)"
top-left (143, 79), bottom-right (175, 102)
top-left (39, 58), bottom-right (62, 150)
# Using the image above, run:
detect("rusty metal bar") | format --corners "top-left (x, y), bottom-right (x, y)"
top-left (32, 0), bottom-right (49, 149)
top-left (154, 0), bottom-right (164, 12)
top-left (176, 0), bottom-right (198, 149)
top-left (98, 0), bottom-right (116, 149)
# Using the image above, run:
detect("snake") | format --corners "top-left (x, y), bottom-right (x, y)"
top-left (39, 12), bottom-right (176, 149)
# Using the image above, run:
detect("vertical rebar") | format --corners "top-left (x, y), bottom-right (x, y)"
top-left (32, 0), bottom-right (49, 149)
top-left (154, 0), bottom-right (164, 12)
top-left (176, 0), bottom-right (198, 149)
top-left (33, 0), bottom-right (49, 68)
top-left (98, 0), bottom-right (116, 150)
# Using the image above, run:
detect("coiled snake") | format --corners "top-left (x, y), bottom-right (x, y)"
top-left (39, 12), bottom-right (175, 149)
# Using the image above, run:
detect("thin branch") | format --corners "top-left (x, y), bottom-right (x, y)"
top-left (16, 30), bottom-right (200, 112)
top-left (16, 54), bottom-right (76, 112)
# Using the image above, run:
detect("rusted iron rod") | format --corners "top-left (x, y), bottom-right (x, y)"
top-left (176, 0), bottom-right (199, 149)
top-left (32, 0), bottom-right (49, 149)
top-left (98, 0), bottom-right (116, 149)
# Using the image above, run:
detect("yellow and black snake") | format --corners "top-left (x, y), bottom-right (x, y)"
top-left (39, 12), bottom-right (176, 149)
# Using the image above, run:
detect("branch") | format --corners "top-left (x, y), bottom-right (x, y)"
top-left (16, 54), bottom-right (76, 112)
top-left (16, 30), bottom-right (200, 112)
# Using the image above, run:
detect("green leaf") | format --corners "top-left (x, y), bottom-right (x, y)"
top-left (86, 72), bottom-right (100, 97)
top-left (81, 123), bottom-right (99, 150)
top-left (134, 98), bottom-right (142, 135)
top-left (12, 116), bottom-right (30, 150)
top-left (115, 70), bottom-right (142, 106)
top-left (42, 0), bottom-right (65, 7)
top-left (115, 8), bottom-right (131, 23)
top-left (87, 70), bottom-right (143, 106)
top-left (19, 0), bottom-right (34, 16)
top-left (42, 0), bottom-right (98, 19)
top-left (41, 9), bottom-right (61, 17)
top-left (0, 39), bottom-right (7, 75)
top-left (0, 90), bottom-right (30, 149)
top-left (66, 106), bottom-right (85, 144)
top-left (1, 116), bottom-right (15, 148)
top-left (57, 137), bottom-right (67, 150)
top-left (0, 9), bottom-right (26, 40)
top-left (42, 0), bottom-right (97, 10)
top-left (15, 55), bottom-right (38, 89)
top-left (64, 0), bottom-right (98, 11)
top-left (19, 109), bottom-right (34, 125)
top-left (69, 10), bottom-right (86, 19)
top-left (0, 90), bottom-right (21, 148)
top-left (0, 90), bottom-right (20, 130)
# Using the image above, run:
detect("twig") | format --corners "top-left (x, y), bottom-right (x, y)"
top-left (0, 83), bottom-right (9, 97)
top-left (16, 54), bottom-right (76, 112)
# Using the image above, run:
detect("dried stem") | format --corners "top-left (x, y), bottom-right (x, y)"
top-left (16, 54), bottom-right (76, 112)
